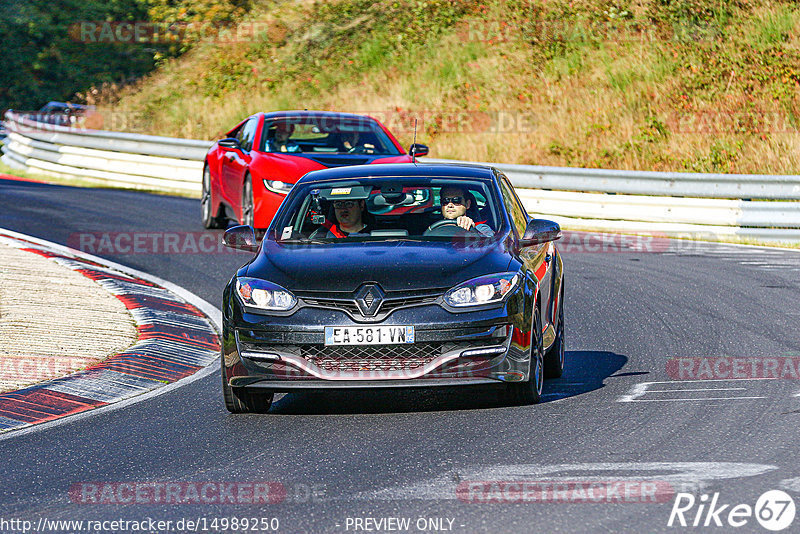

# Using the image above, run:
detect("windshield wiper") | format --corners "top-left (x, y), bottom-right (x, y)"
top-left (278, 238), bottom-right (330, 244)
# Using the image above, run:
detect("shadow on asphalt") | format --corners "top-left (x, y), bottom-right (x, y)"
top-left (266, 350), bottom-right (628, 415)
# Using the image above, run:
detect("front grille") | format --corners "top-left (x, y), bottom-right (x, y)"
top-left (300, 342), bottom-right (443, 372)
top-left (301, 298), bottom-right (360, 314)
top-left (300, 290), bottom-right (443, 318)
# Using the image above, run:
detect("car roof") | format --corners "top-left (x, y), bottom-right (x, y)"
top-left (297, 163), bottom-right (499, 185)
top-left (261, 110), bottom-right (382, 122)
top-left (40, 101), bottom-right (92, 111)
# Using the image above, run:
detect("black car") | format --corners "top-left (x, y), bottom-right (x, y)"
top-left (221, 163), bottom-right (565, 412)
top-left (33, 101), bottom-right (94, 126)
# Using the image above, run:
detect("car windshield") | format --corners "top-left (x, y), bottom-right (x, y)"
top-left (261, 116), bottom-right (402, 155)
top-left (272, 177), bottom-right (502, 243)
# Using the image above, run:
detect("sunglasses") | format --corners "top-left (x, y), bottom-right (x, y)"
top-left (441, 196), bottom-right (465, 205)
top-left (333, 200), bottom-right (357, 209)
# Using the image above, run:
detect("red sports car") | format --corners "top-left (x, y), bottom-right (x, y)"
top-left (202, 111), bottom-right (428, 229)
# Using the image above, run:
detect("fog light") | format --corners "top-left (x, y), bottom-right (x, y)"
top-left (460, 346), bottom-right (507, 358)
top-left (241, 351), bottom-right (281, 361)
top-left (500, 372), bottom-right (524, 382)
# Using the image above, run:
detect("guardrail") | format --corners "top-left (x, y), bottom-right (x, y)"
top-left (3, 111), bottom-right (799, 242)
top-left (2, 111), bottom-right (209, 193)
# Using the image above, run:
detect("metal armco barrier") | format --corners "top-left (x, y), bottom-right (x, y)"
top-left (427, 160), bottom-right (800, 243)
top-left (2, 111), bottom-right (210, 193)
top-left (3, 111), bottom-right (799, 242)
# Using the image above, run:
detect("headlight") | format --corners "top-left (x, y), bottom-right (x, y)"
top-left (443, 272), bottom-right (520, 308)
top-left (263, 179), bottom-right (294, 195)
top-left (236, 278), bottom-right (297, 311)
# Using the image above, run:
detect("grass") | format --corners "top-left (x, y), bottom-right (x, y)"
top-left (748, 5), bottom-right (796, 49)
top-left (84, 0), bottom-right (800, 175)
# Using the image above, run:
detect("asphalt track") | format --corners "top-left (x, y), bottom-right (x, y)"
top-left (1, 178), bottom-right (799, 533)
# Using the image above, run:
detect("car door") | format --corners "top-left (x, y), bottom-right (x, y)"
top-left (498, 175), bottom-right (553, 330)
top-left (221, 118), bottom-right (256, 211)
top-left (219, 121), bottom-right (244, 205)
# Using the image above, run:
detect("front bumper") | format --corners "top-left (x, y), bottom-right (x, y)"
top-left (222, 300), bottom-right (534, 390)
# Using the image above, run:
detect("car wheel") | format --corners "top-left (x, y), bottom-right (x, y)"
top-left (201, 165), bottom-right (226, 229)
top-left (506, 305), bottom-right (544, 405)
top-left (221, 358), bottom-right (274, 413)
top-left (544, 281), bottom-right (565, 379)
top-left (241, 175), bottom-right (254, 227)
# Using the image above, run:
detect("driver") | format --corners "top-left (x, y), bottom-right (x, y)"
top-left (438, 186), bottom-right (493, 236)
top-left (341, 131), bottom-right (360, 151)
top-left (267, 123), bottom-right (301, 153)
top-left (310, 199), bottom-right (371, 238)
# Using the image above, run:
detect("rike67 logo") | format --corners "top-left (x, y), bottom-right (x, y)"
top-left (668, 490), bottom-right (796, 531)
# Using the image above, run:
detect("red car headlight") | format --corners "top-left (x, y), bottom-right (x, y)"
top-left (263, 180), bottom-right (294, 195)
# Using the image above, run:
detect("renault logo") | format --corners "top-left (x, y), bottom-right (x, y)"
top-left (354, 284), bottom-right (384, 317)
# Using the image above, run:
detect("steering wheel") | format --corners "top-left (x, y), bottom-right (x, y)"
top-left (347, 145), bottom-right (367, 154)
top-left (424, 219), bottom-right (480, 236)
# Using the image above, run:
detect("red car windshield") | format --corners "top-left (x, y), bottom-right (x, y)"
top-left (261, 117), bottom-right (401, 155)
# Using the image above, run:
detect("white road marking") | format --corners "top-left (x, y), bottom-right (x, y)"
top-left (645, 387), bottom-right (746, 393)
top-left (618, 380), bottom-right (772, 403)
top-left (781, 477), bottom-right (800, 493)
top-left (349, 462), bottom-right (778, 501)
top-left (0, 228), bottom-right (222, 442)
top-left (662, 239), bottom-right (800, 273)
top-left (621, 396), bottom-right (767, 402)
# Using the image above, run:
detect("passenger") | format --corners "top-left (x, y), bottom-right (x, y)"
top-left (438, 186), bottom-right (493, 236)
top-left (310, 199), bottom-right (371, 238)
top-left (267, 123), bottom-right (301, 153)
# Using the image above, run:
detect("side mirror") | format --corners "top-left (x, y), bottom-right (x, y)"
top-left (519, 219), bottom-right (562, 247)
top-left (409, 143), bottom-right (429, 157)
top-left (223, 225), bottom-right (259, 252)
top-left (218, 137), bottom-right (240, 150)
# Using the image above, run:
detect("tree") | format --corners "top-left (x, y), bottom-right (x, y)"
top-left (0, 0), bottom-right (161, 111)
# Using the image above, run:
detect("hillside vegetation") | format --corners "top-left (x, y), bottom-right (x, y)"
top-left (99, 0), bottom-right (800, 174)
top-left (0, 0), bottom-right (250, 111)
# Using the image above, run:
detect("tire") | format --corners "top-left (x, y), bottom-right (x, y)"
top-left (241, 175), bottom-right (254, 227)
top-left (201, 165), bottom-right (226, 229)
top-left (506, 305), bottom-right (544, 405)
top-left (222, 358), bottom-right (274, 413)
top-left (544, 282), bottom-right (565, 379)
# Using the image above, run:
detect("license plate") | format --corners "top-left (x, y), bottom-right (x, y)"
top-left (324, 325), bottom-right (415, 346)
